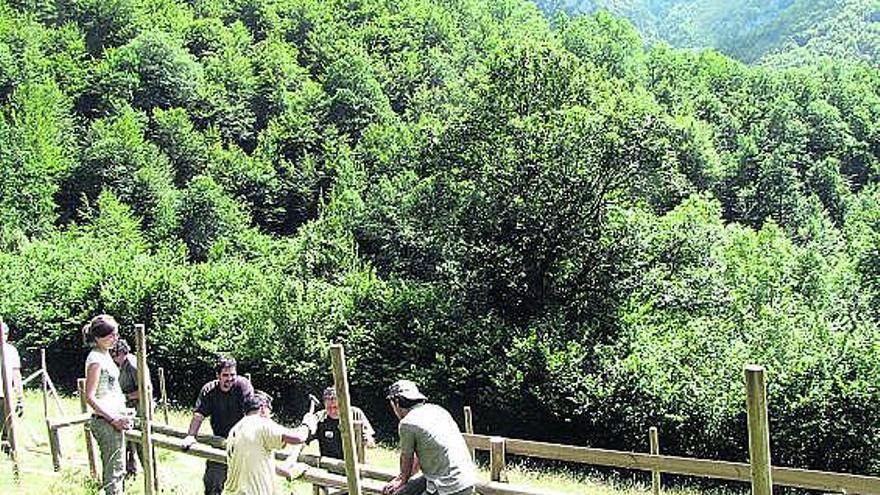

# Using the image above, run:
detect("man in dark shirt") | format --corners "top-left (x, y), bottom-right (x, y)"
top-left (110, 339), bottom-right (144, 476)
top-left (181, 356), bottom-right (254, 495)
top-left (309, 385), bottom-right (376, 459)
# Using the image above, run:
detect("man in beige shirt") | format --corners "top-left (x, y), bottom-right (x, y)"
top-left (224, 391), bottom-right (318, 494)
top-left (1, 321), bottom-right (23, 455)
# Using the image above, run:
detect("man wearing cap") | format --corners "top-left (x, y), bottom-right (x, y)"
top-left (224, 390), bottom-right (319, 495)
top-left (181, 356), bottom-right (254, 495)
top-left (111, 338), bottom-right (152, 476)
top-left (309, 385), bottom-right (376, 459)
top-left (0, 321), bottom-right (23, 454)
top-left (382, 380), bottom-right (476, 495)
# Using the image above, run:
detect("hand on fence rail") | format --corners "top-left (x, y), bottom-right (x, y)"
top-left (181, 434), bottom-right (197, 450)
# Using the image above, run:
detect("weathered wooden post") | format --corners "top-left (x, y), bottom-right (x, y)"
top-left (77, 377), bottom-right (100, 480)
top-left (354, 419), bottom-right (365, 463)
top-left (158, 367), bottom-right (169, 424)
top-left (46, 420), bottom-right (62, 471)
top-left (0, 324), bottom-right (20, 477)
top-left (41, 349), bottom-right (49, 419)
top-left (649, 426), bottom-right (661, 495)
top-left (46, 372), bottom-right (64, 415)
top-left (464, 405), bottom-right (475, 461)
top-left (136, 323), bottom-right (157, 494)
top-left (330, 343), bottom-right (363, 495)
top-left (745, 365), bottom-right (772, 495)
top-left (489, 436), bottom-right (506, 483)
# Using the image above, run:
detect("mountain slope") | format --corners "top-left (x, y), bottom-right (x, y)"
top-left (534, 0), bottom-right (879, 65)
top-left (759, 0), bottom-right (880, 66)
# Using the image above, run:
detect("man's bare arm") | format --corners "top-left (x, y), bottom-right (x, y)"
top-left (182, 413), bottom-right (205, 449)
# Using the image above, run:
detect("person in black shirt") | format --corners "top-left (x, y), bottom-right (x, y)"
top-left (110, 338), bottom-right (145, 476)
top-left (309, 386), bottom-right (376, 459)
top-left (181, 356), bottom-right (254, 495)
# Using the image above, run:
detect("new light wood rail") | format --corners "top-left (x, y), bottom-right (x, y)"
top-left (121, 424), bottom-right (554, 495)
top-left (36, 337), bottom-right (878, 495)
top-left (462, 433), bottom-right (880, 494)
top-left (42, 400), bottom-right (880, 494)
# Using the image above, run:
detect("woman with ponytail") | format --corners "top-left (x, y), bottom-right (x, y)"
top-left (83, 314), bottom-right (132, 494)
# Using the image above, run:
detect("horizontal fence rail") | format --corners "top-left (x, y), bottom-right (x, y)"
top-left (464, 434), bottom-right (880, 494)
top-left (30, 332), bottom-right (879, 495)
top-left (120, 424), bottom-right (556, 495)
top-left (43, 409), bottom-right (880, 494)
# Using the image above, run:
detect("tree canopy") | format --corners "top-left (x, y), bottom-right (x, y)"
top-left (1, 0), bottom-right (879, 476)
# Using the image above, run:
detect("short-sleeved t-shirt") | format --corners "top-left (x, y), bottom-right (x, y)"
top-left (399, 403), bottom-right (476, 495)
top-left (193, 376), bottom-right (254, 438)
top-left (224, 414), bottom-right (287, 495)
top-left (85, 349), bottom-right (126, 415)
top-left (0, 343), bottom-right (20, 398)
top-left (308, 406), bottom-right (375, 459)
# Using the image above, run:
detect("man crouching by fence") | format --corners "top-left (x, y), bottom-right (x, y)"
top-left (382, 380), bottom-right (476, 495)
top-left (224, 391), bottom-right (318, 494)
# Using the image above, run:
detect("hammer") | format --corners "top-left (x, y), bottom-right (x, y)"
top-left (308, 393), bottom-right (320, 415)
top-left (279, 392), bottom-right (322, 480)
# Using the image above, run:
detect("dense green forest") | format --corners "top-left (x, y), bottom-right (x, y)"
top-left (1, 0), bottom-right (880, 478)
top-left (534, 0), bottom-right (880, 65)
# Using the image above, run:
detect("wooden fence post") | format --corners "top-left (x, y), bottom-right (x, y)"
top-left (41, 349), bottom-right (49, 419)
top-left (0, 325), bottom-right (20, 478)
top-left (77, 377), bottom-right (100, 480)
top-left (354, 419), bottom-right (365, 463)
top-left (745, 365), bottom-right (772, 495)
top-left (649, 426), bottom-right (661, 495)
top-left (158, 367), bottom-right (169, 424)
top-left (330, 343), bottom-right (363, 495)
top-left (46, 421), bottom-right (62, 471)
top-left (46, 372), bottom-right (64, 416)
top-left (136, 323), bottom-right (157, 494)
top-left (464, 406), bottom-right (475, 462)
top-left (490, 436), bottom-right (506, 483)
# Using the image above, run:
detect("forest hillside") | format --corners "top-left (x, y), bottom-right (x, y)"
top-left (534, 0), bottom-right (880, 65)
top-left (1, 0), bottom-right (879, 477)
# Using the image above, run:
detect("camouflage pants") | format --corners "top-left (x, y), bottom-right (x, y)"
top-left (90, 416), bottom-right (126, 495)
top-left (396, 476), bottom-right (475, 495)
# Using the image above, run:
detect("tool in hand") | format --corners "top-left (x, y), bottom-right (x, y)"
top-left (279, 392), bottom-right (322, 480)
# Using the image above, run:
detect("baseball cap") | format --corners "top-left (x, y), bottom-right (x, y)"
top-left (322, 386), bottom-right (337, 400)
top-left (386, 379), bottom-right (427, 401)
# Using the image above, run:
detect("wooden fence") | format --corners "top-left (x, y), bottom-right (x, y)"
top-left (461, 368), bottom-right (879, 495)
top-left (462, 432), bottom-right (880, 494)
top-left (9, 321), bottom-right (880, 495)
top-left (43, 370), bottom-right (880, 495)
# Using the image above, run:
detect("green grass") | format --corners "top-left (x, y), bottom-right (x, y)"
top-left (1, 390), bottom-right (740, 495)
top-left (1, 390), bottom-right (225, 494)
